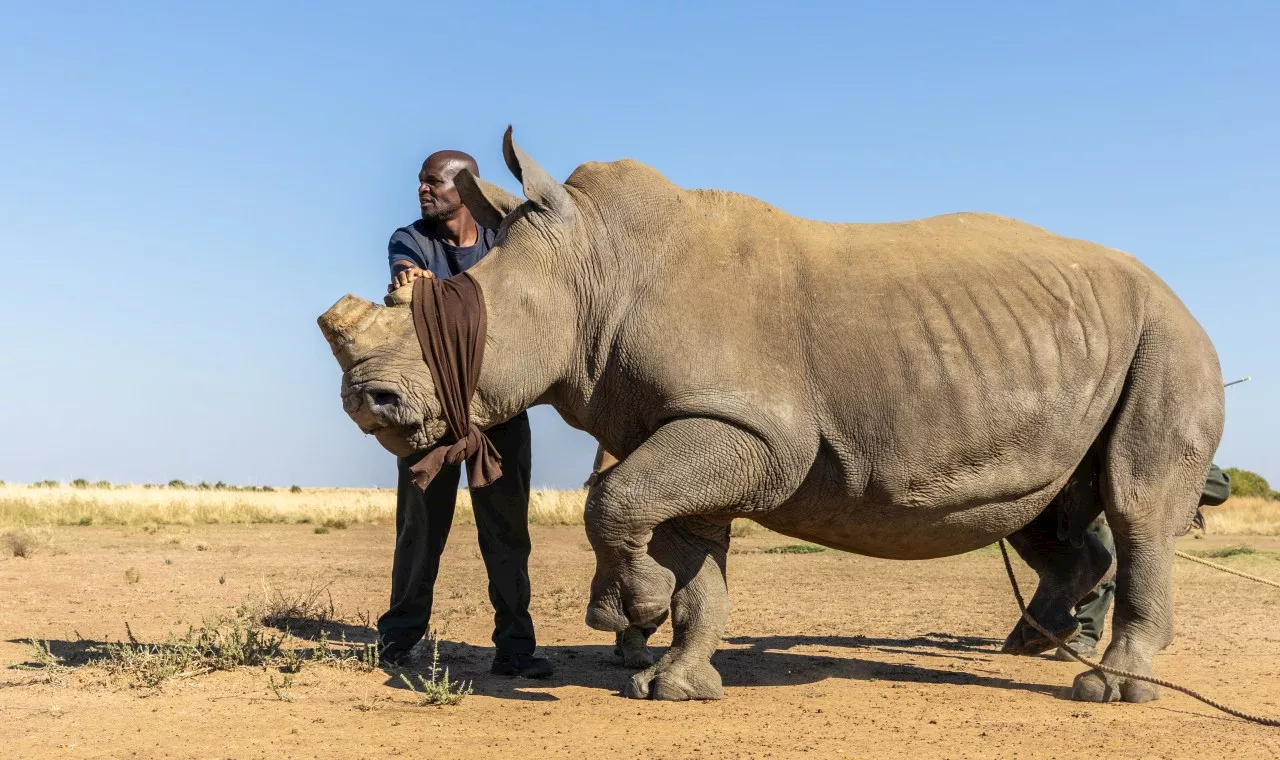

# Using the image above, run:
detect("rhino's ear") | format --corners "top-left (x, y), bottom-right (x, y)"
top-left (502, 125), bottom-right (577, 224)
top-left (455, 168), bottom-right (521, 229)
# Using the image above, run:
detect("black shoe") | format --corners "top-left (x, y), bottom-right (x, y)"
top-left (1054, 640), bottom-right (1099, 661)
top-left (490, 652), bottom-right (554, 679)
top-left (379, 647), bottom-right (414, 669)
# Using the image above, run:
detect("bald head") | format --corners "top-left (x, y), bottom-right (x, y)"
top-left (424, 150), bottom-right (478, 177)
top-left (417, 150), bottom-right (480, 223)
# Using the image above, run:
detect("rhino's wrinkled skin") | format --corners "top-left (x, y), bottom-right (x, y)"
top-left (319, 128), bottom-right (1223, 704)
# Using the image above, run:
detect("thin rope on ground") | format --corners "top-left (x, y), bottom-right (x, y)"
top-left (997, 539), bottom-right (1280, 727)
top-left (1174, 549), bottom-right (1280, 589)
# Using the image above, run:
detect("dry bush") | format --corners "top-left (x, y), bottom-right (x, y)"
top-left (1204, 497), bottom-right (1280, 535)
top-left (251, 578), bottom-right (339, 637)
top-left (4, 527), bottom-right (54, 557)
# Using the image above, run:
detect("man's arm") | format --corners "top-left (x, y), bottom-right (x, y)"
top-left (388, 230), bottom-right (434, 292)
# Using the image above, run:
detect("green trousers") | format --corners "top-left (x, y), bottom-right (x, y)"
top-left (1073, 463), bottom-right (1230, 645)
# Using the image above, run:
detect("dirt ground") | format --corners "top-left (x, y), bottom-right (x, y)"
top-left (2, 524), bottom-right (1278, 759)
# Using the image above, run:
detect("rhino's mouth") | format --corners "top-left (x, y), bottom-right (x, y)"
top-left (370, 420), bottom-right (447, 458)
top-left (341, 373), bottom-right (448, 455)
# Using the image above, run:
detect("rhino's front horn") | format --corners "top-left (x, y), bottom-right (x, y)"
top-left (317, 294), bottom-right (380, 370)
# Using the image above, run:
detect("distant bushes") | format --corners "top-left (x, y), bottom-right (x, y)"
top-left (1224, 468), bottom-right (1279, 501)
top-left (9, 479), bottom-right (279, 492)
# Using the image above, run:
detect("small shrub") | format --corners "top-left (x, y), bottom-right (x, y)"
top-left (168, 479), bottom-right (188, 489)
top-left (78, 515), bottom-right (94, 526)
top-left (314, 526), bottom-right (330, 535)
top-left (16, 639), bottom-right (69, 685)
top-left (124, 567), bottom-right (142, 584)
top-left (262, 486), bottom-right (276, 493)
top-left (5, 528), bottom-right (53, 558)
top-left (92, 480), bottom-right (111, 489)
top-left (290, 485), bottom-right (303, 494)
top-left (197, 481), bottom-right (212, 490)
top-left (34, 480), bottom-right (59, 488)
top-left (255, 578), bottom-right (338, 637)
top-left (397, 638), bottom-right (471, 706)
top-left (762, 544), bottom-right (826, 554)
top-left (195, 541), bottom-right (209, 552)
top-left (322, 518), bottom-right (348, 530)
top-left (24, 639), bottom-right (62, 670)
top-left (71, 478), bottom-right (89, 488)
top-left (268, 673), bottom-right (297, 702)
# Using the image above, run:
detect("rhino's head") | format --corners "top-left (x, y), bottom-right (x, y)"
top-left (318, 127), bottom-right (587, 458)
top-left (317, 289), bottom-right (448, 457)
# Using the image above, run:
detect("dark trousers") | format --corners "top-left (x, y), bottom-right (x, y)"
top-left (377, 412), bottom-right (536, 656)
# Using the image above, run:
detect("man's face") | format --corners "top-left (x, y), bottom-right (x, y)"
top-left (418, 157), bottom-right (464, 222)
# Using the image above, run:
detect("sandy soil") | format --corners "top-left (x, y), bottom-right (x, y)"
top-left (2, 524), bottom-right (1278, 759)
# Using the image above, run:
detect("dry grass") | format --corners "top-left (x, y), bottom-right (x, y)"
top-left (1204, 497), bottom-right (1280, 535)
top-left (0, 483), bottom-right (588, 528)
top-left (3, 526), bottom-right (56, 557)
top-left (4, 482), bottom-right (1270, 536)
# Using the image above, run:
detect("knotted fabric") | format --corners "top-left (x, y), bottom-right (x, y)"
top-left (406, 272), bottom-right (503, 490)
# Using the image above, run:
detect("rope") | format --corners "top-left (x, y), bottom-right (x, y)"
top-left (997, 539), bottom-right (1280, 726)
top-left (1174, 549), bottom-right (1280, 589)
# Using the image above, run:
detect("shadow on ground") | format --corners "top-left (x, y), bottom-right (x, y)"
top-left (7, 629), bottom-right (1062, 702)
top-left (380, 631), bottom-right (1061, 702)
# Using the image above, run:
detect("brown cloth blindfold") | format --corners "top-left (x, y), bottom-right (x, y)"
top-left (406, 273), bottom-right (503, 490)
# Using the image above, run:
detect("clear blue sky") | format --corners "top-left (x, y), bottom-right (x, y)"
top-left (0, 2), bottom-right (1275, 488)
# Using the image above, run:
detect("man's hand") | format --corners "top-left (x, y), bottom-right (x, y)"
top-left (389, 265), bottom-right (433, 292)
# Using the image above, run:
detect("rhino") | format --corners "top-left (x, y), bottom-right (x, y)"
top-left (318, 128), bottom-right (1223, 704)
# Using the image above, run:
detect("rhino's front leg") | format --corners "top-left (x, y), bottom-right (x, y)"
top-left (583, 417), bottom-right (789, 632)
top-left (626, 516), bottom-right (731, 701)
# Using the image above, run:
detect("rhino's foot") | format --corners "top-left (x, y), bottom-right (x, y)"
top-left (1071, 670), bottom-right (1160, 703)
top-left (615, 627), bottom-right (656, 669)
top-left (625, 659), bottom-right (723, 701)
top-left (586, 590), bottom-right (628, 633)
top-left (622, 556), bottom-right (676, 628)
top-left (1000, 617), bottom-right (1080, 657)
top-left (587, 556), bottom-right (676, 632)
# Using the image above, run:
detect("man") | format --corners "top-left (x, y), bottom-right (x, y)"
top-left (377, 149), bottom-right (553, 679)
top-left (1055, 464), bottom-right (1231, 660)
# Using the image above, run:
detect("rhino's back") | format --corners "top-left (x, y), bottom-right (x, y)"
top-left (634, 199), bottom-right (1160, 531)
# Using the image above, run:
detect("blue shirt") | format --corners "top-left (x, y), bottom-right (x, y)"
top-left (387, 219), bottom-right (498, 279)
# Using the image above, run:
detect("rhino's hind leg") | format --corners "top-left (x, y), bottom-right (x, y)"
top-left (1001, 497), bottom-right (1111, 656)
top-left (1071, 317), bottom-right (1224, 704)
top-left (584, 417), bottom-right (792, 634)
top-left (626, 517), bottom-right (730, 701)
top-left (1070, 527), bottom-right (1181, 704)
